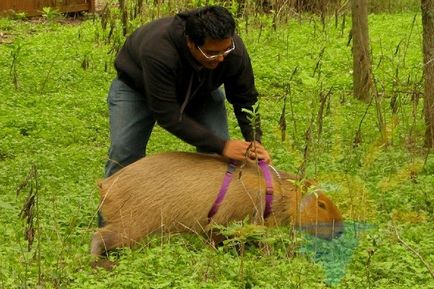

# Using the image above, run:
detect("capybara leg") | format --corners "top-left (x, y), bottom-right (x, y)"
top-left (207, 229), bottom-right (228, 247)
top-left (91, 228), bottom-right (122, 257)
top-left (91, 258), bottom-right (117, 271)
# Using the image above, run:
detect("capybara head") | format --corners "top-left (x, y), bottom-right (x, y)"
top-left (298, 192), bottom-right (344, 239)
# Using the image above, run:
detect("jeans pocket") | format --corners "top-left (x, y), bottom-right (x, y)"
top-left (107, 78), bottom-right (140, 105)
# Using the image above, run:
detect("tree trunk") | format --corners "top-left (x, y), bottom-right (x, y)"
top-left (119, 0), bottom-right (128, 36)
top-left (295, 0), bottom-right (340, 13)
top-left (351, 0), bottom-right (372, 102)
top-left (422, 0), bottom-right (434, 148)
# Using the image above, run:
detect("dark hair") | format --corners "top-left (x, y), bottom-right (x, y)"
top-left (179, 6), bottom-right (235, 46)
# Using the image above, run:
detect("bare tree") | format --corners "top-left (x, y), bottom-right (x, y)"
top-left (351, 0), bottom-right (372, 101)
top-left (422, 0), bottom-right (434, 148)
top-left (295, 0), bottom-right (340, 13)
top-left (119, 0), bottom-right (128, 36)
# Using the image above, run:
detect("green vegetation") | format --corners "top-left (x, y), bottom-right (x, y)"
top-left (0, 6), bottom-right (433, 289)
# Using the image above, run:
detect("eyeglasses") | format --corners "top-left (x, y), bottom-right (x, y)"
top-left (196, 40), bottom-right (235, 60)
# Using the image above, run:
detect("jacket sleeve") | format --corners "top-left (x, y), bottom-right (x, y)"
top-left (141, 55), bottom-right (227, 154)
top-left (224, 38), bottom-right (263, 143)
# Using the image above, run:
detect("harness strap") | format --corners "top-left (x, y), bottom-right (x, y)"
top-left (207, 161), bottom-right (237, 222)
top-left (207, 160), bottom-right (275, 222)
top-left (258, 160), bottom-right (274, 219)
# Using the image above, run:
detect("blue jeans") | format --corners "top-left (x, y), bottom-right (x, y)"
top-left (104, 78), bottom-right (229, 177)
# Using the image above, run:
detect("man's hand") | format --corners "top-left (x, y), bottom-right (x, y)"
top-left (222, 140), bottom-right (272, 163)
top-left (248, 141), bottom-right (271, 164)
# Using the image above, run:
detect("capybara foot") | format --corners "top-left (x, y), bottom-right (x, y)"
top-left (91, 229), bottom-right (120, 257)
top-left (208, 232), bottom-right (227, 247)
top-left (91, 258), bottom-right (117, 271)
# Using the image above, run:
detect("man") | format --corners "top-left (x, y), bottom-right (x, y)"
top-left (105, 5), bottom-right (271, 178)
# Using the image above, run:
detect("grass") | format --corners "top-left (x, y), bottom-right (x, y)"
top-left (0, 9), bottom-right (433, 289)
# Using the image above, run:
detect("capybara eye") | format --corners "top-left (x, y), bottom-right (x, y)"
top-left (318, 200), bottom-right (327, 210)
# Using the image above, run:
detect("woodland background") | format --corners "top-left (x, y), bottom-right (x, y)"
top-left (0, 0), bottom-right (433, 288)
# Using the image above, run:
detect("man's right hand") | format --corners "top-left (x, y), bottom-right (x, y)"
top-left (222, 140), bottom-right (271, 163)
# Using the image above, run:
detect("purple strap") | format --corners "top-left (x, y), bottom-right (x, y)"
top-left (208, 160), bottom-right (274, 222)
top-left (258, 160), bottom-right (274, 219)
top-left (207, 162), bottom-right (237, 221)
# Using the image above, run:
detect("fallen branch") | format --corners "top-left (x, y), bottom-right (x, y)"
top-left (392, 223), bottom-right (434, 280)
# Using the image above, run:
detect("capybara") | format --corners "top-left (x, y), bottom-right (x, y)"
top-left (91, 152), bottom-right (343, 256)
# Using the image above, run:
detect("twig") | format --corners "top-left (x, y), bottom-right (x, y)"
top-left (392, 223), bottom-right (434, 279)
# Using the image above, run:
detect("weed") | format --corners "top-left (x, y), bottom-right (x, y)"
top-left (41, 7), bottom-right (61, 21)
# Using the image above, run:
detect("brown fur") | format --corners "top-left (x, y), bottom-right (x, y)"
top-left (91, 152), bottom-right (343, 256)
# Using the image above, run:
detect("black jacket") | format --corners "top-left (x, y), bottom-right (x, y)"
top-left (115, 15), bottom-right (261, 154)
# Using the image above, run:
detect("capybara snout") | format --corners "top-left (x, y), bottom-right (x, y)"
top-left (91, 152), bottom-right (343, 256)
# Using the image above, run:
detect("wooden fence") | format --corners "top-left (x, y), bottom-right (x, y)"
top-left (0, 0), bottom-right (96, 16)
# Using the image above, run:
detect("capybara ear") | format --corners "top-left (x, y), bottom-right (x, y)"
top-left (302, 179), bottom-right (317, 190)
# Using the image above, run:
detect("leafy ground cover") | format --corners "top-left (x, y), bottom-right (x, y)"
top-left (0, 11), bottom-right (433, 289)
